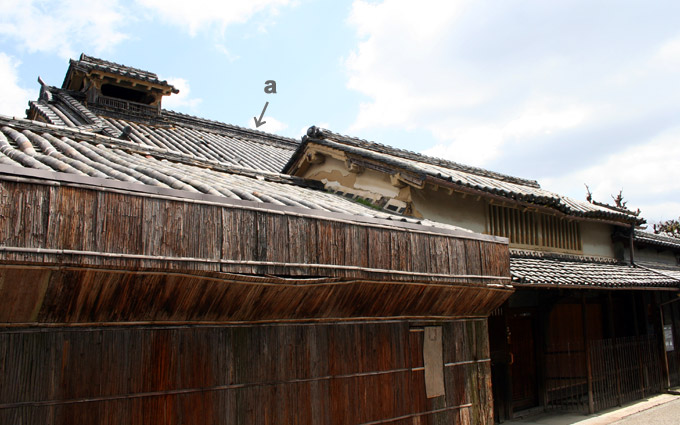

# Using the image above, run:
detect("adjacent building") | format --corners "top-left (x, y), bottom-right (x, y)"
top-left (284, 126), bottom-right (680, 420)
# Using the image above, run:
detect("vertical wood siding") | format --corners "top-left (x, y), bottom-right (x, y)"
top-left (0, 320), bottom-right (494, 425)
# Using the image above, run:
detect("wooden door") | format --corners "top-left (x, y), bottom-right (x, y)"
top-left (509, 310), bottom-right (538, 412)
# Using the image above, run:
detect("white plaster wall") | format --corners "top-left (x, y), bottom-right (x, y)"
top-left (410, 187), bottom-right (487, 233)
top-left (624, 247), bottom-right (678, 265)
top-left (580, 221), bottom-right (616, 258)
top-left (302, 157), bottom-right (401, 201)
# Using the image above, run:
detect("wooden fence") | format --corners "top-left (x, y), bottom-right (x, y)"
top-left (0, 320), bottom-right (494, 425)
top-left (545, 335), bottom-right (664, 413)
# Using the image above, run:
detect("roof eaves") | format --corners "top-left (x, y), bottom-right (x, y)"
top-left (65, 54), bottom-right (178, 93)
top-left (297, 132), bottom-right (640, 224)
top-left (306, 126), bottom-right (542, 188)
top-left (634, 230), bottom-right (680, 250)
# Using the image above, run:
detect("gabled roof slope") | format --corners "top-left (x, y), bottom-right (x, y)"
top-left (287, 126), bottom-right (642, 224)
top-left (28, 85), bottom-right (299, 173)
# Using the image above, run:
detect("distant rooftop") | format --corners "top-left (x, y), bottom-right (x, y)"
top-left (288, 126), bottom-right (643, 224)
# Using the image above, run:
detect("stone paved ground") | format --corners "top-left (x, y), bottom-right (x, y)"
top-left (503, 392), bottom-right (680, 425)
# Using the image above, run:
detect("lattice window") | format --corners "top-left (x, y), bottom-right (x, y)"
top-left (488, 204), bottom-right (582, 252)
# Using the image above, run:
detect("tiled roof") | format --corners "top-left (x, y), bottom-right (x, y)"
top-left (28, 86), bottom-right (299, 173)
top-left (291, 126), bottom-right (642, 224)
top-left (297, 126), bottom-right (540, 187)
top-left (510, 249), bottom-right (680, 288)
top-left (634, 230), bottom-right (680, 251)
top-left (63, 54), bottom-right (178, 92)
top-left (636, 262), bottom-right (680, 280)
top-left (0, 115), bottom-right (478, 235)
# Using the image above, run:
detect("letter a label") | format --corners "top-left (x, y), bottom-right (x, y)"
top-left (264, 80), bottom-right (277, 94)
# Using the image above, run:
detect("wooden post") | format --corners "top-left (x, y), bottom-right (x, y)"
top-left (659, 301), bottom-right (672, 389)
top-left (537, 302), bottom-right (550, 410)
top-left (582, 295), bottom-right (594, 414)
top-left (630, 292), bottom-right (646, 397)
top-left (654, 292), bottom-right (672, 390)
top-left (503, 305), bottom-right (512, 421)
top-left (607, 293), bottom-right (622, 406)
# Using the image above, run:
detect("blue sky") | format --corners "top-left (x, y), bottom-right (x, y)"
top-left (1, 0), bottom-right (679, 225)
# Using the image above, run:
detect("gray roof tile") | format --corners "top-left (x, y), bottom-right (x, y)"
top-left (635, 230), bottom-right (680, 250)
top-left (510, 249), bottom-right (680, 288)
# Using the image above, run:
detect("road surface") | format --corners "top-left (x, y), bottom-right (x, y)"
top-left (614, 398), bottom-right (680, 424)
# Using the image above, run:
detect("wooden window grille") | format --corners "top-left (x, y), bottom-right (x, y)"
top-left (487, 204), bottom-right (581, 252)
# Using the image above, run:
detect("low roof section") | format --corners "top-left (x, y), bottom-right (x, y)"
top-left (0, 116), bottom-right (512, 326)
top-left (510, 249), bottom-right (680, 289)
top-left (632, 230), bottom-right (680, 280)
top-left (634, 230), bottom-right (680, 252)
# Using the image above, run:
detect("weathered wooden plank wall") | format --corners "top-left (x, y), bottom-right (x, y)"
top-left (0, 320), bottom-right (492, 425)
top-left (0, 180), bottom-right (510, 286)
top-left (0, 178), bottom-right (510, 424)
top-left (0, 267), bottom-right (508, 324)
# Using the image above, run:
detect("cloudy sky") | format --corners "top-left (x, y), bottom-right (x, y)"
top-left (1, 0), bottom-right (679, 225)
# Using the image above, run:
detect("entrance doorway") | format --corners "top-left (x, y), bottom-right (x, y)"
top-left (509, 309), bottom-right (539, 412)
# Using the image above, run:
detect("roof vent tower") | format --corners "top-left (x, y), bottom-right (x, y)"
top-left (61, 54), bottom-right (178, 117)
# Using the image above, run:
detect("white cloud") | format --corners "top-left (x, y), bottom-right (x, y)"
top-left (0, 0), bottom-right (128, 58)
top-left (345, 1), bottom-right (680, 155)
top-left (345, 0), bottom-right (680, 219)
top-left (422, 101), bottom-right (596, 166)
top-left (540, 126), bottom-right (680, 224)
top-left (136, 0), bottom-right (292, 36)
top-left (161, 77), bottom-right (202, 111)
top-left (653, 36), bottom-right (680, 70)
top-left (423, 126), bottom-right (503, 166)
top-left (215, 44), bottom-right (240, 62)
top-left (0, 54), bottom-right (37, 117)
top-left (248, 116), bottom-right (288, 134)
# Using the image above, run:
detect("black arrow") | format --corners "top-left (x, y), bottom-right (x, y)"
top-left (253, 101), bottom-right (269, 128)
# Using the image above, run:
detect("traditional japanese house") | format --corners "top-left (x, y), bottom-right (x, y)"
top-left (284, 126), bottom-right (680, 421)
top-left (0, 55), bottom-right (513, 424)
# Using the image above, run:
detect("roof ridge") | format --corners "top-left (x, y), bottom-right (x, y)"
top-left (65, 53), bottom-right (177, 93)
top-left (78, 54), bottom-right (158, 79)
top-left (306, 126), bottom-right (540, 188)
top-left (40, 85), bottom-right (298, 148)
top-left (590, 199), bottom-right (639, 215)
top-left (634, 229), bottom-right (680, 248)
top-left (161, 109), bottom-right (299, 147)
